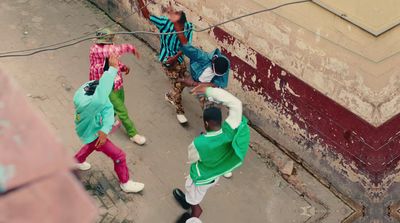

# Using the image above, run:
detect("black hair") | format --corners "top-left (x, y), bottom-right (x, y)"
top-left (178, 11), bottom-right (187, 25)
top-left (213, 57), bottom-right (229, 74)
top-left (84, 80), bottom-right (99, 96)
top-left (203, 106), bottom-right (222, 125)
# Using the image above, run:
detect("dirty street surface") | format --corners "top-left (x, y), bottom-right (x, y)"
top-left (0, 0), bottom-right (352, 222)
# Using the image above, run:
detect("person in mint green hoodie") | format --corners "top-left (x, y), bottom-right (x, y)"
top-left (74, 55), bottom-right (145, 193)
top-left (173, 86), bottom-right (251, 223)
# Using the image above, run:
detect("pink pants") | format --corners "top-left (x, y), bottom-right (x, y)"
top-left (75, 139), bottom-right (129, 183)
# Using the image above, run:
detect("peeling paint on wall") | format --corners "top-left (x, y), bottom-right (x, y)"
top-left (89, 0), bottom-right (400, 204)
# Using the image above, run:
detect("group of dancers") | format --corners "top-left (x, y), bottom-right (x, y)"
top-left (73, 2), bottom-right (251, 222)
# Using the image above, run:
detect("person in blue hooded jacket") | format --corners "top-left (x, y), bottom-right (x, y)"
top-left (74, 55), bottom-right (145, 194)
top-left (173, 22), bottom-right (230, 88)
top-left (172, 21), bottom-right (231, 111)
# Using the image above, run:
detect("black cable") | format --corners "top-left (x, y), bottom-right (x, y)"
top-left (0, 0), bottom-right (152, 56)
top-left (0, 0), bottom-right (312, 59)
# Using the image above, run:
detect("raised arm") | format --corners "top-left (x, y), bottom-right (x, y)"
top-left (173, 21), bottom-right (188, 45)
top-left (109, 44), bottom-right (139, 58)
top-left (137, 0), bottom-right (150, 19)
top-left (165, 23), bottom-right (194, 65)
top-left (174, 22), bottom-right (208, 63)
top-left (164, 51), bottom-right (183, 66)
top-left (115, 44), bottom-right (139, 56)
top-left (92, 67), bottom-right (118, 103)
top-left (205, 87), bottom-right (243, 129)
top-left (139, 0), bottom-right (171, 30)
top-left (92, 55), bottom-right (119, 104)
top-left (187, 142), bottom-right (200, 164)
top-left (92, 44), bottom-right (138, 58)
top-left (99, 102), bottom-right (115, 134)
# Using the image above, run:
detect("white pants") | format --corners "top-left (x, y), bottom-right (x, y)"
top-left (185, 176), bottom-right (219, 205)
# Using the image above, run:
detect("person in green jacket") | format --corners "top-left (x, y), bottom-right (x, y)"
top-left (74, 55), bottom-right (145, 193)
top-left (173, 86), bottom-right (251, 223)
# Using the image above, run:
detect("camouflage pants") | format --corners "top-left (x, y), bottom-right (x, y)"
top-left (164, 62), bottom-right (187, 114)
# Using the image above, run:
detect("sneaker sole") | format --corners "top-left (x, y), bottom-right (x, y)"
top-left (165, 95), bottom-right (189, 126)
top-left (178, 120), bottom-right (189, 127)
top-left (134, 141), bottom-right (146, 146)
top-left (132, 139), bottom-right (146, 146)
top-left (76, 166), bottom-right (91, 171)
top-left (173, 189), bottom-right (191, 210)
top-left (177, 117), bottom-right (188, 125)
top-left (120, 185), bottom-right (145, 193)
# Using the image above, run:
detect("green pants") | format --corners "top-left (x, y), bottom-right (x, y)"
top-left (109, 88), bottom-right (137, 137)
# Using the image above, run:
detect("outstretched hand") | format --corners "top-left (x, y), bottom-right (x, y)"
top-left (109, 54), bottom-right (119, 68)
top-left (95, 131), bottom-right (108, 148)
top-left (191, 84), bottom-right (209, 96)
top-left (177, 77), bottom-right (195, 87)
top-left (133, 48), bottom-right (140, 59)
top-left (163, 1), bottom-right (174, 13)
top-left (164, 56), bottom-right (177, 66)
top-left (124, 66), bottom-right (130, 75)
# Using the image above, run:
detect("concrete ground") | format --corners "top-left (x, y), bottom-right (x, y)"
top-left (0, 0), bottom-right (352, 222)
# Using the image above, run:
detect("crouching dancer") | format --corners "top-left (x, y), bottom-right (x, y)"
top-left (173, 86), bottom-right (251, 222)
top-left (74, 55), bottom-right (144, 193)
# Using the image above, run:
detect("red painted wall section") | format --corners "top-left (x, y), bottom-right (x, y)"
top-left (212, 27), bottom-right (400, 184)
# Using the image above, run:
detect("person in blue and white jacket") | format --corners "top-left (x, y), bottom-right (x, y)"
top-left (173, 22), bottom-right (230, 90)
top-left (172, 20), bottom-right (231, 120)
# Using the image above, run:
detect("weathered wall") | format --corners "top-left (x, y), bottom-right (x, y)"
top-left (90, 0), bottom-right (400, 126)
top-left (88, 0), bottom-right (400, 221)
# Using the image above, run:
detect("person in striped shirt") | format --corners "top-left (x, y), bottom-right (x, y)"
top-left (89, 28), bottom-right (146, 146)
top-left (137, 0), bottom-right (193, 124)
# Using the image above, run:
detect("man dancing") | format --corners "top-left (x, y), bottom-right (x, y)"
top-left (173, 86), bottom-right (251, 222)
top-left (75, 55), bottom-right (145, 193)
top-left (137, 0), bottom-right (193, 124)
top-left (89, 28), bottom-right (146, 145)
top-left (173, 21), bottom-right (230, 91)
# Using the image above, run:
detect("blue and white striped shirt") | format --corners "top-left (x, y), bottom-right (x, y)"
top-left (150, 15), bottom-right (193, 63)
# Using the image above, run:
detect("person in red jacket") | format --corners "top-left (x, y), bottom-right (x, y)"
top-left (89, 28), bottom-right (146, 145)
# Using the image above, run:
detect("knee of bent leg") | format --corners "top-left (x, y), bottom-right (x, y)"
top-left (114, 150), bottom-right (126, 165)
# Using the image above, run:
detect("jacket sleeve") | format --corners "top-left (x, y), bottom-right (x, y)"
top-left (114, 44), bottom-right (137, 56)
top-left (185, 23), bottom-right (194, 45)
top-left (150, 15), bottom-right (168, 30)
top-left (188, 142), bottom-right (200, 164)
top-left (205, 87), bottom-right (242, 129)
top-left (211, 74), bottom-right (229, 88)
top-left (118, 61), bottom-right (128, 72)
top-left (180, 44), bottom-right (209, 62)
top-left (90, 67), bottom-right (118, 112)
top-left (96, 44), bottom-right (137, 58)
top-left (100, 102), bottom-right (115, 134)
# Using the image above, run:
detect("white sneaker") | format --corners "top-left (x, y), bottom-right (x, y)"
top-left (130, 134), bottom-right (146, 145)
top-left (76, 162), bottom-right (91, 171)
top-left (223, 172), bottom-right (233, 178)
top-left (120, 180), bottom-right (145, 193)
top-left (177, 114), bottom-right (188, 124)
